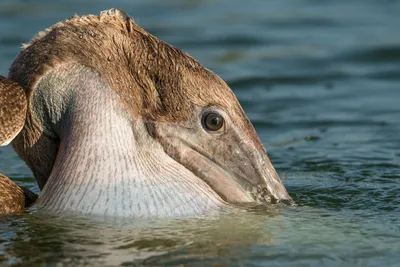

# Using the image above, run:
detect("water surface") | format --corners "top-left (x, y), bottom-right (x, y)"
top-left (0, 0), bottom-right (399, 266)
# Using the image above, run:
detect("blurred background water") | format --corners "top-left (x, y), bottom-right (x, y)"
top-left (0, 0), bottom-right (399, 266)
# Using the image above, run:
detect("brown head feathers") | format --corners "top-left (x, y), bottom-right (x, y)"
top-left (10, 8), bottom-right (242, 121)
top-left (9, 8), bottom-right (264, 164)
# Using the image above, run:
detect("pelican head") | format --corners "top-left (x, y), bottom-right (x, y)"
top-left (6, 9), bottom-right (291, 217)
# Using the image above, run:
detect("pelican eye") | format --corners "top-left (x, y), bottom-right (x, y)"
top-left (202, 112), bottom-right (225, 132)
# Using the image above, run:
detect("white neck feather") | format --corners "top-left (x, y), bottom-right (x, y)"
top-left (36, 65), bottom-right (224, 217)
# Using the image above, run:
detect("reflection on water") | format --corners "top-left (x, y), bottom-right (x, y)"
top-left (0, 0), bottom-right (399, 266)
top-left (1, 208), bottom-right (281, 266)
top-left (2, 206), bottom-right (398, 266)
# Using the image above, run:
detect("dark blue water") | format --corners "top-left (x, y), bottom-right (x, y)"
top-left (0, 0), bottom-right (399, 266)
